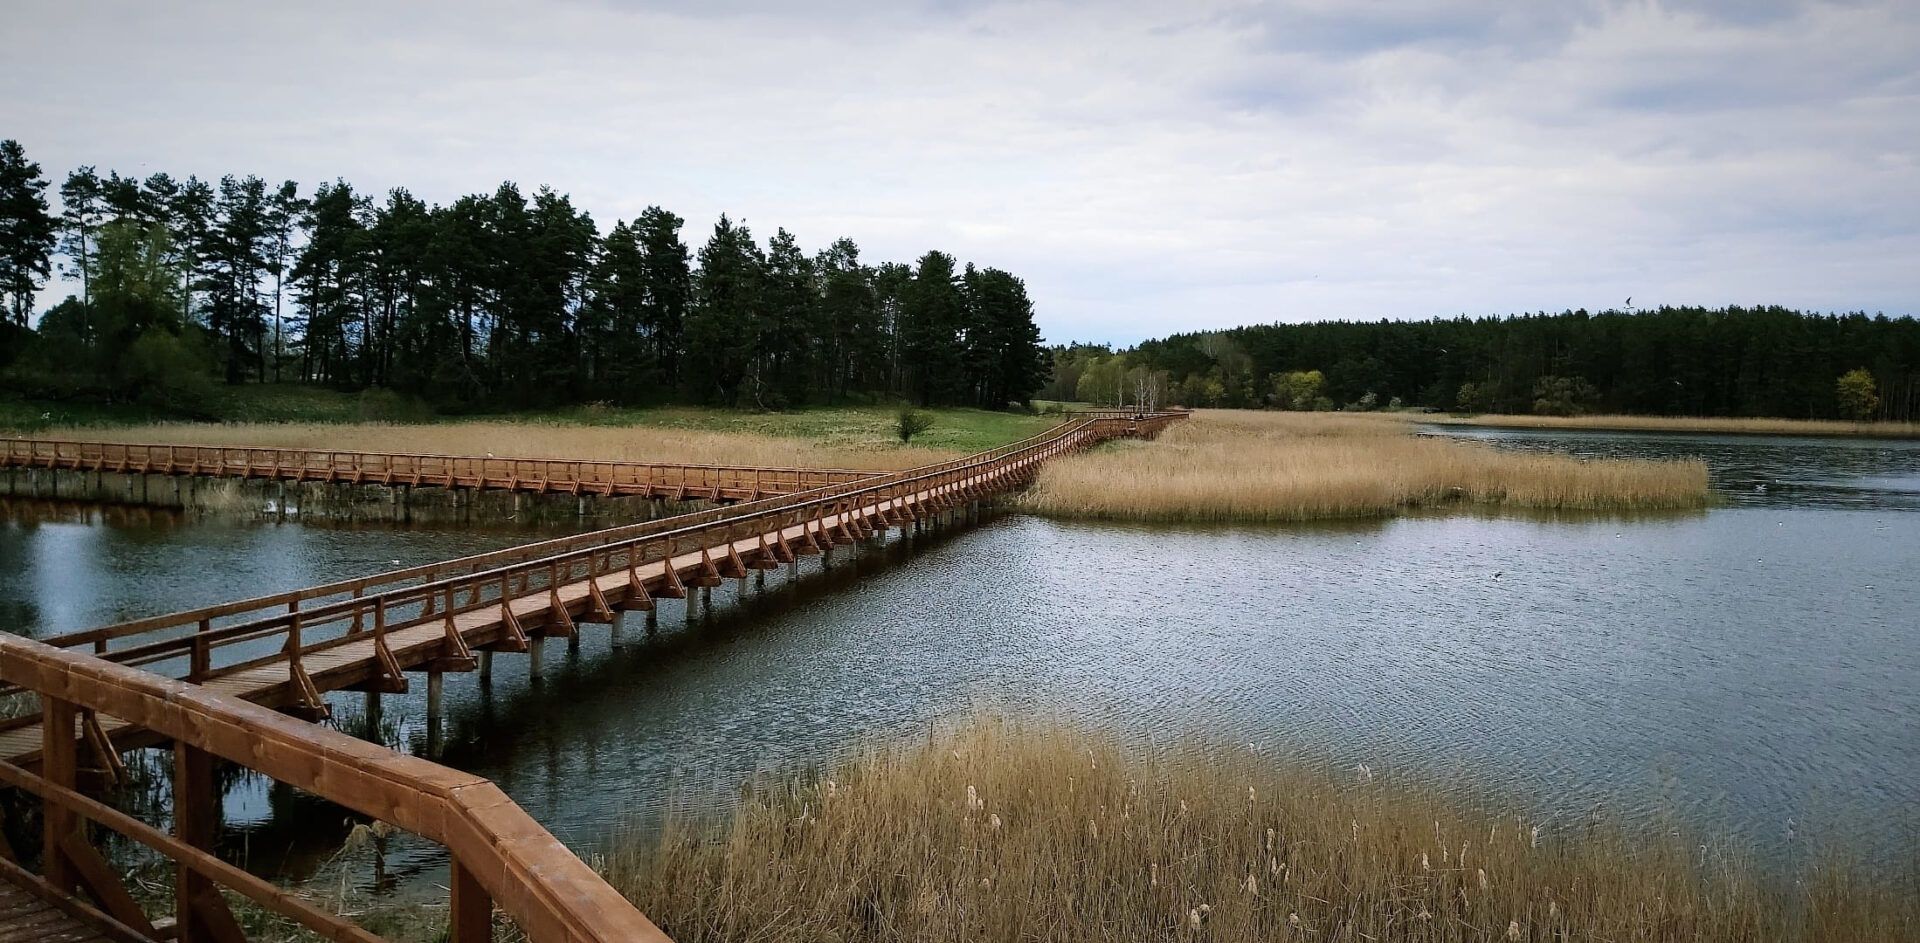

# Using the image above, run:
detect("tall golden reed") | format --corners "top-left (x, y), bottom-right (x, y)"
top-left (606, 719), bottom-right (1915, 943)
top-left (1432, 413), bottom-right (1920, 439)
top-left (38, 421), bottom-right (960, 472)
top-left (1022, 410), bottom-right (1709, 522)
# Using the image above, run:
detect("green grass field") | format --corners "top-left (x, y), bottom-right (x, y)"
top-left (0, 386), bottom-right (1067, 454)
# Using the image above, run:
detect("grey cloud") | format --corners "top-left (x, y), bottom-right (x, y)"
top-left (2, 0), bottom-right (1915, 343)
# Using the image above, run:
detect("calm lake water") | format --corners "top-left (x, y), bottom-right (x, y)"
top-left (1, 427), bottom-right (1916, 889)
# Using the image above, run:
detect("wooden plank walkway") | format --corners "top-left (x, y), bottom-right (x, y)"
top-left (0, 879), bottom-right (119, 943)
top-left (0, 409), bottom-right (1184, 942)
top-left (0, 413), bottom-right (1184, 768)
top-left (1, 438), bottom-right (877, 501)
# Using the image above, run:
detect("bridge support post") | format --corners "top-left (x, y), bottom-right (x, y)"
top-left (479, 650), bottom-right (493, 683)
top-left (450, 858), bottom-right (494, 943)
top-left (41, 697), bottom-right (78, 893)
top-left (611, 613), bottom-right (624, 648)
top-left (176, 740), bottom-right (244, 942)
top-left (529, 637), bottom-right (544, 680)
top-left (701, 585), bottom-right (712, 617)
top-left (647, 607), bottom-right (658, 633)
top-left (427, 671), bottom-right (444, 726)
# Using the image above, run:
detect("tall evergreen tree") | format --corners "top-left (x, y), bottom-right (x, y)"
top-left (581, 219), bottom-right (663, 400)
top-left (263, 180), bottom-right (305, 381)
top-left (684, 214), bottom-right (762, 405)
top-left (963, 266), bottom-right (1047, 408)
top-left (0, 141), bottom-right (57, 332)
top-left (632, 206), bottom-right (690, 385)
top-left (756, 227), bottom-right (817, 407)
top-left (200, 175), bottom-right (271, 383)
top-left (57, 166), bottom-right (103, 311)
top-left (900, 250), bottom-right (967, 405)
top-left (168, 176), bottom-right (215, 328)
top-left (816, 238), bottom-right (879, 401)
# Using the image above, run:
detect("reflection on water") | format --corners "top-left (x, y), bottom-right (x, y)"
top-left (1, 429), bottom-right (1916, 892)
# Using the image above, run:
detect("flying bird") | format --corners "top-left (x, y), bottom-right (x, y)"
top-left (1625, 296), bottom-right (1632, 305)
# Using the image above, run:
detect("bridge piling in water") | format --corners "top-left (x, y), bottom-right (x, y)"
top-left (0, 410), bottom-right (1186, 942)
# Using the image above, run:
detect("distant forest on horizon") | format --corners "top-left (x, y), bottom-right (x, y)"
top-left (1047, 306), bottom-right (1920, 422)
top-left (0, 139), bottom-right (1048, 414)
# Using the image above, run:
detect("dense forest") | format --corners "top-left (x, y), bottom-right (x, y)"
top-left (1045, 307), bottom-right (1920, 422)
top-left (0, 139), bottom-right (1047, 412)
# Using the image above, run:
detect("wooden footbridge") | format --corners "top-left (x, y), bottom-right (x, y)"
top-left (0, 411), bottom-right (1183, 942)
top-left (2, 438), bottom-right (876, 501)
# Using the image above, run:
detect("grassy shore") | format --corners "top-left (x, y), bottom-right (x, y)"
top-left (1431, 413), bottom-right (1920, 439)
top-left (606, 719), bottom-right (1915, 942)
top-left (1022, 410), bottom-right (1710, 522)
top-left (7, 387), bottom-right (1063, 471)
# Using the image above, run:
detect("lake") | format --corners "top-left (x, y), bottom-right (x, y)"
top-left (1, 426), bottom-right (1915, 889)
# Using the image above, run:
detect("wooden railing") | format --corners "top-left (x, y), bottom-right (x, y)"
top-left (2, 413), bottom-right (1183, 697)
top-left (0, 438), bottom-right (877, 499)
top-left (0, 632), bottom-right (669, 942)
top-left (0, 410), bottom-right (1185, 940)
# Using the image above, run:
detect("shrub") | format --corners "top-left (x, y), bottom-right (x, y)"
top-left (896, 408), bottom-right (934, 443)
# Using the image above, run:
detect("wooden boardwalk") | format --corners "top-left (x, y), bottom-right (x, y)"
top-left (0, 410), bottom-right (1184, 942)
top-left (0, 881), bottom-right (120, 943)
top-left (2, 438), bottom-right (877, 501)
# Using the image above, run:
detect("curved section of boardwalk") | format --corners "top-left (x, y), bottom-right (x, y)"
top-left (2, 438), bottom-right (877, 501)
top-left (0, 410), bottom-right (1183, 942)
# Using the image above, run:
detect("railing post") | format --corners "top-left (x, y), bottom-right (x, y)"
top-left (175, 740), bottom-right (220, 942)
top-left (450, 858), bottom-right (494, 941)
top-left (191, 617), bottom-right (211, 681)
top-left (41, 695), bottom-right (78, 892)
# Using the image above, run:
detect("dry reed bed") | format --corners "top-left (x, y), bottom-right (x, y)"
top-left (1432, 413), bottom-right (1920, 439)
top-left (608, 720), bottom-right (1914, 943)
top-left (36, 421), bottom-right (961, 472)
top-left (1023, 411), bottom-right (1709, 522)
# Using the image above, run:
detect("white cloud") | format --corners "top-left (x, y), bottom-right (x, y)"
top-left (3, 0), bottom-right (1915, 343)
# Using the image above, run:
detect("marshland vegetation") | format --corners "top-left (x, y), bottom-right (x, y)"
top-left (1022, 410), bottom-right (1711, 522)
top-left (1431, 412), bottom-right (1920, 439)
top-left (25, 402), bottom-right (1069, 472)
top-left (607, 719), bottom-right (1917, 943)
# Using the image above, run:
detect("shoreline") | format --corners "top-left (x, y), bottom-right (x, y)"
top-left (1427, 412), bottom-right (1920, 440)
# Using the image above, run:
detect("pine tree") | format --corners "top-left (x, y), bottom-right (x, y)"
top-left (264, 181), bottom-right (305, 381)
top-left (684, 214), bottom-right (763, 405)
top-left (200, 175), bottom-right (271, 383)
top-left (632, 206), bottom-right (690, 385)
top-left (58, 166), bottom-right (103, 311)
top-left (901, 250), bottom-right (967, 405)
top-left (0, 140), bottom-right (57, 332)
top-left (816, 238), bottom-right (879, 401)
top-left (757, 227), bottom-right (817, 406)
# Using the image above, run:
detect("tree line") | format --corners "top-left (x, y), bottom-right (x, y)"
top-left (1045, 307), bottom-right (1920, 421)
top-left (0, 139), bottom-right (1048, 412)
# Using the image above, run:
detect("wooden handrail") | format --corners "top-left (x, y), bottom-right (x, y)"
top-left (20, 414), bottom-right (1184, 672)
top-left (0, 436), bottom-right (879, 479)
top-left (0, 632), bottom-right (670, 943)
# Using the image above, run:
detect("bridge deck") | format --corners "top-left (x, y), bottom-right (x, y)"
top-left (1, 437), bottom-right (877, 501)
top-left (0, 880), bottom-right (118, 943)
top-left (0, 484), bottom-right (935, 766)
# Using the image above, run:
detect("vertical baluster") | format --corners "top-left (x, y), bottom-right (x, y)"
top-left (191, 618), bottom-right (212, 681)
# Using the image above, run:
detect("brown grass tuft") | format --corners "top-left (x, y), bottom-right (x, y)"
top-left (1021, 410), bottom-right (1709, 521)
top-left (37, 421), bottom-right (961, 472)
top-left (606, 719), bottom-right (1917, 943)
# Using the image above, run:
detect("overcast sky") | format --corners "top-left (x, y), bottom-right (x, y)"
top-left (5, 0), bottom-right (1916, 344)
